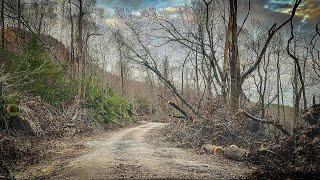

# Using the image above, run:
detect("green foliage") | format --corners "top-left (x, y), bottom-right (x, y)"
top-left (85, 81), bottom-right (133, 123)
top-left (3, 35), bottom-right (134, 125)
top-left (4, 36), bottom-right (76, 106)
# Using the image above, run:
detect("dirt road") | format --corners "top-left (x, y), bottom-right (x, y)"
top-left (54, 122), bottom-right (252, 179)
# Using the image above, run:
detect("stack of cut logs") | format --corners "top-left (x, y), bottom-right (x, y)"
top-left (202, 144), bottom-right (249, 161)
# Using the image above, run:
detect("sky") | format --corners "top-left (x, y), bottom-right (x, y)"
top-left (97, 0), bottom-right (189, 10)
top-left (97, 0), bottom-right (319, 27)
top-left (259, 0), bottom-right (320, 23)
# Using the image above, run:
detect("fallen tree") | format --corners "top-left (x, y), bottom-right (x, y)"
top-left (158, 94), bottom-right (193, 120)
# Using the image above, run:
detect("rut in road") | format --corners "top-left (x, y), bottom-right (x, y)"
top-left (54, 122), bottom-right (252, 179)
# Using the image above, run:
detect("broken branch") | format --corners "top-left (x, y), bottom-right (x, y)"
top-left (239, 110), bottom-right (289, 135)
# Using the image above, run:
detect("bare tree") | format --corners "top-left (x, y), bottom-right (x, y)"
top-left (1, 0), bottom-right (5, 50)
top-left (114, 29), bottom-right (131, 96)
top-left (112, 0), bottom-right (304, 125)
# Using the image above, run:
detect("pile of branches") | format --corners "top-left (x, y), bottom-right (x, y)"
top-left (18, 95), bottom-right (104, 137)
top-left (163, 105), bottom-right (265, 151)
top-left (0, 75), bottom-right (104, 177)
top-left (0, 132), bottom-right (39, 178)
top-left (164, 118), bottom-right (218, 149)
top-left (164, 95), bottom-right (320, 178)
top-left (248, 106), bottom-right (320, 179)
top-left (0, 62), bottom-right (103, 138)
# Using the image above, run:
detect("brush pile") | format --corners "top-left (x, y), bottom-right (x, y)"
top-left (0, 77), bottom-right (103, 178)
top-left (18, 95), bottom-right (103, 137)
top-left (0, 132), bottom-right (39, 179)
top-left (248, 106), bottom-right (320, 179)
top-left (162, 106), bottom-right (264, 152)
top-left (164, 101), bottom-right (320, 178)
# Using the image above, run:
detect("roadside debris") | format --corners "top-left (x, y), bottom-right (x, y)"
top-left (163, 104), bottom-right (320, 179)
top-left (202, 144), bottom-right (224, 155)
top-left (202, 144), bottom-right (249, 161)
top-left (223, 145), bottom-right (249, 161)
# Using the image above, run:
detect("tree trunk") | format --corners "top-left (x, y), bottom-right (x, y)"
top-left (206, 61), bottom-right (213, 99)
top-left (194, 50), bottom-right (200, 95)
top-left (69, 0), bottom-right (75, 79)
top-left (228, 0), bottom-right (241, 111)
top-left (119, 50), bottom-right (125, 97)
top-left (1, 0), bottom-right (5, 50)
top-left (222, 34), bottom-right (229, 102)
top-left (76, 0), bottom-right (85, 98)
top-left (293, 65), bottom-right (300, 132)
top-left (17, 0), bottom-right (21, 29)
top-left (302, 58), bottom-right (307, 110)
top-left (276, 50), bottom-right (280, 120)
top-left (37, 14), bottom-right (44, 36)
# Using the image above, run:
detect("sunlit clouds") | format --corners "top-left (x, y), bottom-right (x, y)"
top-left (160, 7), bottom-right (179, 15)
top-left (97, 0), bottom-right (319, 27)
top-left (97, 0), bottom-right (190, 27)
top-left (263, 0), bottom-right (320, 22)
top-left (105, 18), bottom-right (121, 27)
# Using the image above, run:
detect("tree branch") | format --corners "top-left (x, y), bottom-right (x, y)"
top-left (239, 110), bottom-right (289, 135)
top-left (241, 0), bottom-right (302, 82)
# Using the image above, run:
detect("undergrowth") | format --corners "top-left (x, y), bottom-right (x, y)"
top-left (2, 35), bottom-right (133, 124)
top-left (85, 80), bottom-right (134, 123)
top-left (4, 36), bottom-right (75, 107)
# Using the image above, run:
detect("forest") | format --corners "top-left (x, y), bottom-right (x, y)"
top-left (0, 0), bottom-right (319, 179)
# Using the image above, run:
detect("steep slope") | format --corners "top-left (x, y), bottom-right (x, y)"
top-left (2, 28), bottom-right (69, 62)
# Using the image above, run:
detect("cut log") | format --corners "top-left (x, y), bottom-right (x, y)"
top-left (214, 146), bottom-right (224, 155)
top-left (202, 144), bottom-right (224, 155)
top-left (223, 145), bottom-right (249, 161)
top-left (230, 144), bottom-right (238, 148)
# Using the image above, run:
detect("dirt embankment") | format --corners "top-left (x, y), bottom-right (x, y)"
top-left (2, 28), bottom-right (69, 62)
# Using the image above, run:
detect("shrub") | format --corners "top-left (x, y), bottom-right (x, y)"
top-left (4, 36), bottom-right (76, 107)
top-left (85, 82), bottom-right (133, 123)
top-left (3, 35), bottom-right (134, 124)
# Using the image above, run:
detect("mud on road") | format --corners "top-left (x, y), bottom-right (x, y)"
top-left (52, 122), bottom-right (252, 179)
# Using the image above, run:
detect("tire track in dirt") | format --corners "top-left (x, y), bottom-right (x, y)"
top-left (54, 122), bottom-right (252, 179)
